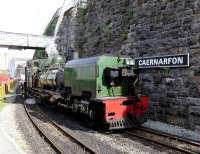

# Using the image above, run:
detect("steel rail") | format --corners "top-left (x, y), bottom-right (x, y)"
top-left (140, 127), bottom-right (200, 147)
top-left (36, 105), bottom-right (97, 154)
top-left (24, 103), bottom-right (97, 154)
top-left (24, 103), bottom-right (63, 154)
top-left (125, 128), bottom-right (200, 154)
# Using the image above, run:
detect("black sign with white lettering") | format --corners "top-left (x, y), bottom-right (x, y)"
top-left (135, 54), bottom-right (189, 68)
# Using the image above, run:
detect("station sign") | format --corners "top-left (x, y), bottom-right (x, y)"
top-left (135, 54), bottom-right (189, 68)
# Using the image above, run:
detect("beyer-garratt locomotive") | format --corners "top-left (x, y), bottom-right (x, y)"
top-left (23, 55), bottom-right (149, 130)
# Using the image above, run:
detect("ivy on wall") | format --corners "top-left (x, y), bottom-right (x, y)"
top-left (33, 49), bottom-right (48, 60)
top-left (44, 18), bottom-right (58, 36)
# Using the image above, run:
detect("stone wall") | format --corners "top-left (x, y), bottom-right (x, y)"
top-left (56, 8), bottom-right (78, 60)
top-left (55, 0), bottom-right (200, 131)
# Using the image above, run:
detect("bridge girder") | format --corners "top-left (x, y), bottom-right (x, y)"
top-left (0, 31), bottom-right (53, 50)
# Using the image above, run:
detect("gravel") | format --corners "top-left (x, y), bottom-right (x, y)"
top-left (0, 92), bottom-right (190, 154)
top-left (0, 95), bottom-right (55, 154)
top-left (2, 83), bottom-right (198, 153)
top-left (26, 104), bottom-right (89, 154)
top-left (40, 104), bottom-right (177, 154)
top-left (144, 120), bottom-right (200, 142)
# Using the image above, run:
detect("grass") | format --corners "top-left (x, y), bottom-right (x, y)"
top-left (0, 99), bottom-right (6, 111)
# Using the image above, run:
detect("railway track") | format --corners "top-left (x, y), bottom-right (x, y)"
top-left (24, 103), bottom-right (97, 154)
top-left (125, 127), bottom-right (200, 154)
top-left (24, 101), bottom-right (200, 154)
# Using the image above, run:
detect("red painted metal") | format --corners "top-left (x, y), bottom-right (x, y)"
top-left (102, 96), bottom-right (149, 122)
top-left (133, 96), bottom-right (149, 117)
top-left (0, 75), bottom-right (10, 83)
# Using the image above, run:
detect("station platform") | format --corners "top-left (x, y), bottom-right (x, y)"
top-left (0, 127), bottom-right (24, 154)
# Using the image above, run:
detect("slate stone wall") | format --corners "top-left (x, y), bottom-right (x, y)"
top-left (55, 0), bottom-right (200, 131)
top-left (56, 8), bottom-right (78, 60)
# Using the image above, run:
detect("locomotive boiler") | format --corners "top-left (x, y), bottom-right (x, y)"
top-left (38, 66), bottom-right (64, 90)
top-left (23, 55), bottom-right (149, 130)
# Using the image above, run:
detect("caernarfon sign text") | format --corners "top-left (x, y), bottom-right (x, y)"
top-left (135, 54), bottom-right (189, 68)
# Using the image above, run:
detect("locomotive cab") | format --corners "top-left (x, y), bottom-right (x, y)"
top-left (64, 55), bottom-right (149, 129)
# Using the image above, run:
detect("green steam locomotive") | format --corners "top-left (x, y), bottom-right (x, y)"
top-left (23, 55), bottom-right (149, 130)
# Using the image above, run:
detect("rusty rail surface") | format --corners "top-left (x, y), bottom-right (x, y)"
top-left (125, 127), bottom-right (200, 154)
top-left (24, 103), bottom-right (96, 154)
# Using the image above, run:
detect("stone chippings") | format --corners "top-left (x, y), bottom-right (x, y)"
top-left (0, 96), bottom-right (55, 154)
top-left (40, 105), bottom-right (174, 154)
top-left (144, 120), bottom-right (200, 142)
top-left (54, 0), bottom-right (200, 131)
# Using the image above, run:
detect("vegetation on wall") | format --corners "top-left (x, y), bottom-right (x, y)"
top-left (75, 3), bottom-right (89, 55)
top-left (76, 7), bottom-right (88, 24)
top-left (103, 21), bottom-right (112, 42)
top-left (33, 49), bottom-right (48, 59)
top-left (44, 18), bottom-right (58, 36)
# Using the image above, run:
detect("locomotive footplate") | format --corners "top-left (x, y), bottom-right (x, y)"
top-left (92, 96), bottom-right (149, 130)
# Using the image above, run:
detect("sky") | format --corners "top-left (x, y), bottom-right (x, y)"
top-left (0, 0), bottom-right (72, 70)
top-left (0, 0), bottom-right (64, 35)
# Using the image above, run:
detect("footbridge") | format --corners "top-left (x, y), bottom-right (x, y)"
top-left (0, 31), bottom-right (53, 50)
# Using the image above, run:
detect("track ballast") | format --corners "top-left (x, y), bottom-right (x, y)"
top-left (24, 102), bottom-right (97, 154)
top-left (125, 127), bottom-right (200, 154)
